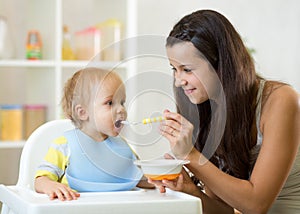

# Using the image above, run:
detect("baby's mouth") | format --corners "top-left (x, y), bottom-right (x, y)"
top-left (114, 120), bottom-right (123, 128)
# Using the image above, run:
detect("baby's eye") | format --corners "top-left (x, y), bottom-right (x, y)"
top-left (171, 66), bottom-right (177, 72)
top-left (121, 100), bottom-right (126, 106)
top-left (107, 101), bottom-right (113, 106)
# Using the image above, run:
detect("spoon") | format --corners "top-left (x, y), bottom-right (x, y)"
top-left (114, 116), bottom-right (166, 128)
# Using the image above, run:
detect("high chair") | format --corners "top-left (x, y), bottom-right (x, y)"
top-left (0, 119), bottom-right (74, 214)
top-left (0, 119), bottom-right (202, 214)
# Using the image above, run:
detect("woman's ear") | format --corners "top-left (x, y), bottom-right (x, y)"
top-left (74, 104), bottom-right (88, 120)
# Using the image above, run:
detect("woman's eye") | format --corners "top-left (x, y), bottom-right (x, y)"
top-left (184, 68), bottom-right (192, 72)
top-left (171, 67), bottom-right (177, 72)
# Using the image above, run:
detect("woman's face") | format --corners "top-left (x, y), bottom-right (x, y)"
top-left (83, 75), bottom-right (127, 142)
top-left (166, 42), bottom-right (217, 104)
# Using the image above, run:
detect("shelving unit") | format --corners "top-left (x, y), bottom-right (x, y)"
top-left (0, 0), bottom-right (138, 187)
top-left (0, 0), bottom-right (137, 141)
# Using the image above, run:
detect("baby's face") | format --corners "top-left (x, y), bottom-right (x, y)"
top-left (87, 76), bottom-right (127, 141)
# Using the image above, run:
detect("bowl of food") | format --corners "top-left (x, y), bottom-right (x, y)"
top-left (134, 159), bottom-right (190, 180)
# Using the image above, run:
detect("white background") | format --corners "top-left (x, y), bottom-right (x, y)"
top-left (135, 0), bottom-right (300, 92)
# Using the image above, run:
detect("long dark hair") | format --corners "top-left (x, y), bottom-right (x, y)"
top-left (167, 10), bottom-right (260, 179)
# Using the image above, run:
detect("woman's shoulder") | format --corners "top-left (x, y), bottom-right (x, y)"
top-left (264, 81), bottom-right (299, 106)
top-left (261, 81), bottom-right (300, 121)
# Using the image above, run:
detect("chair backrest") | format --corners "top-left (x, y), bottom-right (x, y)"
top-left (17, 119), bottom-right (74, 190)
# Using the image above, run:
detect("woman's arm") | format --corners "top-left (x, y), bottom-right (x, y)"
top-left (203, 186), bottom-right (234, 214)
top-left (161, 86), bottom-right (300, 214)
top-left (185, 86), bottom-right (300, 213)
top-left (149, 170), bottom-right (234, 214)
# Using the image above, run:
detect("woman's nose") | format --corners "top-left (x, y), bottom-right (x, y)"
top-left (174, 74), bottom-right (187, 87)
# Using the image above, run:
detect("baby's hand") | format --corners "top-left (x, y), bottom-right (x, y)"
top-left (35, 176), bottom-right (80, 201)
top-left (45, 182), bottom-right (80, 201)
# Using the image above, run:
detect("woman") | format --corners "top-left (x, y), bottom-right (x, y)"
top-left (150, 10), bottom-right (300, 214)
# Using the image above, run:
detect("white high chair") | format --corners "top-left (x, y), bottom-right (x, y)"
top-left (0, 119), bottom-right (202, 214)
top-left (0, 119), bottom-right (74, 214)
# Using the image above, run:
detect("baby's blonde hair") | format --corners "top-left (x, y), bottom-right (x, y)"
top-left (61, 67), bottom-right (122, 128)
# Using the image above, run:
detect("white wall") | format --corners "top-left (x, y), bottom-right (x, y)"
top-left (136, 0), bottom-right (300, 91)
top-left (123, 1), bottom-right (300, 159)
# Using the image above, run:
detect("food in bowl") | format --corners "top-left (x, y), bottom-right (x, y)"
top-left (134, 159), bottom-right (190, 180)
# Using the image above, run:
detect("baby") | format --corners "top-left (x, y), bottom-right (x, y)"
top-left (34, 67), bottom-right (153, 201)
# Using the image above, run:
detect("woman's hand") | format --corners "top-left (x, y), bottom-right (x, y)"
top-left (148, 166), bottom-right (199, 195)
top-left (35, 176), bottom-right (80, 201)
top-left (160, 109), bottom-right (194, 159)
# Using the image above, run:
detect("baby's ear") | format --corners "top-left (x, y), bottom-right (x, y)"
top-left (74, 104), bottom-right (88, 120)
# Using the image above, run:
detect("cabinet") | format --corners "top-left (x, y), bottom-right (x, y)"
top-left (0, 0), bottom-right (137, 185)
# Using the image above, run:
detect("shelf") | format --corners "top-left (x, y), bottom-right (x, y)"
top-left (0, 60), bottom-right (56, 68)
top-left (0, 142), bottom-right (25, 149)
top-left (0, 60), bottom-right (126, 70)
top-left (61, 60), bottom-right (126, 69)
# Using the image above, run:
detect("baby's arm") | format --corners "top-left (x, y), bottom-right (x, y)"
top-left (35, 176), bottom-right (80, 200)
top-left (34, 136), bottom-right (79, 200)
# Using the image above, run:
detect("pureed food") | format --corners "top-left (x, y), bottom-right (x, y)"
top-left (144, 173), bottom-right (180, 181)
